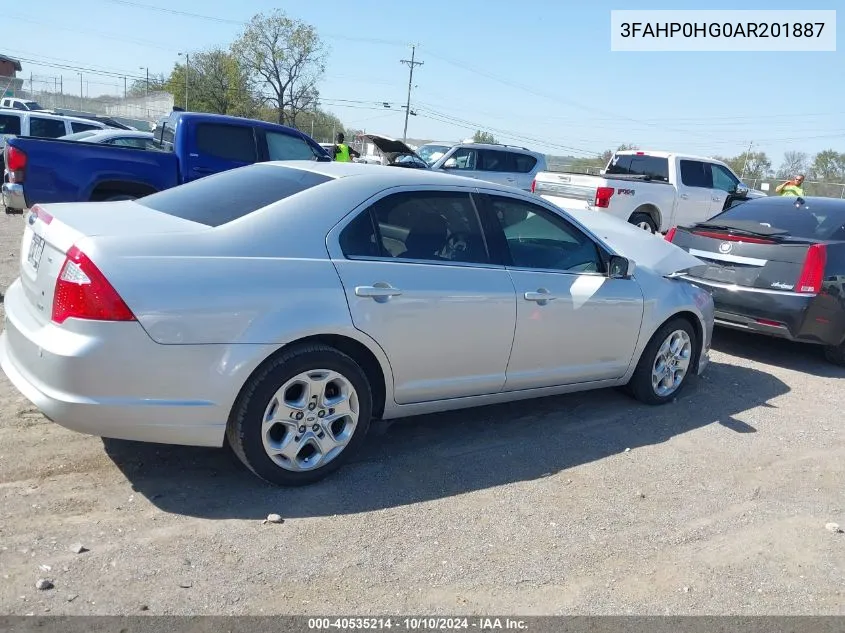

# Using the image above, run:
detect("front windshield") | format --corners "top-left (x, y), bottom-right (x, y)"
top-left (417, 144), bottom-right (450, 166)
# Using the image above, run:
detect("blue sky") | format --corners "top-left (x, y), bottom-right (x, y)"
top-left (4, 0), bottom-right (844, 166)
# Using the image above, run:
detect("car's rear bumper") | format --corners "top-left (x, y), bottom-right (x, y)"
top-left (683, 276), bottom-right (845, 346)
top-left (2, 182), bottom-right (26, 211)
top-left (0, 278), bottom-right (233, 447)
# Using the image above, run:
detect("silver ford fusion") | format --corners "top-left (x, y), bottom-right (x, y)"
top-left (0, 162), bottom-right (714, 486)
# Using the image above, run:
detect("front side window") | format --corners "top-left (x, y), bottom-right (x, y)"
top-left (340, 191), bottom-right (489, 265)
top-left (488, 196), bottom-right (603, 273)
top-left (444, 148), bottom-right (478, 170)
top-left (195, 123), bottom-right (257, 162)
top-left (711, 163), bottom-right (739, 192)
top-left (266, 131), bottom-right (319, 161)
top-left (29, 117), bottom-right (67, 138)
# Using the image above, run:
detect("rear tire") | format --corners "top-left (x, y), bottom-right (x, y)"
top-left (824, 343), bottom-right (845, 366)
top-left (625, 318), bottom-right (698, 405)
top-left (629, 212), bottom-right (657, 233)
top-left (226, 343), bottom-right (373, 486)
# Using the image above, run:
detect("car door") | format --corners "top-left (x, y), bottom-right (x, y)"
top-left (327, 188), bottom-right (517, 405)
top-left (676, 159), bottom-right (717, 226)
top-left (184, 122), bottom-right (259, 181)
top-left (477, 192), bottom-right (645, 389)
top-left (477, 149), bottom-right (517, 187)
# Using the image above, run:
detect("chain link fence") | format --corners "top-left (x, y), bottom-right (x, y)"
top-left (5, 75), bottom-right (173, 128)
top-left (740, 177), bottom-right (845, 199)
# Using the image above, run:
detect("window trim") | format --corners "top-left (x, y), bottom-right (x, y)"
top-left (475, 190), bottom-right (613, 277)
top-left (328, 185), bottom-right (504, 270)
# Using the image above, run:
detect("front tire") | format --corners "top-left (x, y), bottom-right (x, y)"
top-left (629, 212), bottom-right (657, 233)
top-left (824, 342), bottom-right (845, 366)
top-left (226, 343), bottom-right (373, 486)
top-left (626, 318), bottom-right (698, 405)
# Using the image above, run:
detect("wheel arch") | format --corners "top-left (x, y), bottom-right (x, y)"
top-left (228, 333), bottom-right (392, 424)
top-left (628, 204), bottom-right (662, 232)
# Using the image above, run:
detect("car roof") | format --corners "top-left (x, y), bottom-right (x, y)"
top-left (615, 149), bottom-right (729, 163)
top-left (82, 129), bottom-right (152, 138)
top-left (728, 195), bottom-right (845, 209)
top-left (261, 159), bottom-right (516, 188)
top-left (448, 142), bottom-right (539, 155)
top-left (0, 108), bottom-right (107, 125)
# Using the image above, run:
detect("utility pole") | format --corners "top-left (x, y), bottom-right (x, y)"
top-left (123, 77), bottom-right (127, 98)
top-left (740, 141), bottom-right (753, 181)
top-left (78, 73), bottom-right (83, 110)
top-left (178, 53), bottom-right (189, 109)
top-left (400, 45), bottom-right (423, 143)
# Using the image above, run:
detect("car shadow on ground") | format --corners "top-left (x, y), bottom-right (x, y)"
top-left (712, 328), bottom-right (845, 378)
top-left (103, 358), bottom-right (788, 520)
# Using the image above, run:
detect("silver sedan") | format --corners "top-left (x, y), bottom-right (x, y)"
top-left (0, 162), bottom-right (714, 485)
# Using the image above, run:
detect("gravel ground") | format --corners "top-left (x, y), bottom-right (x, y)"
top-left (0, 210), bottom-right (843, 616)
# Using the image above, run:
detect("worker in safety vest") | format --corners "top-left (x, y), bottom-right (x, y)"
top-left (333, 133), bottom-right (360, 162)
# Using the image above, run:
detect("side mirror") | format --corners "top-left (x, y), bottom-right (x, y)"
top-left (734, 183), bottom-right (749, 196)
top-left (443, 158), bottom-right (457, 169)
top-left (608, 255), bottom-right (635, 279)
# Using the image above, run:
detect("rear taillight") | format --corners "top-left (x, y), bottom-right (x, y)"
top-left (691, 230), bottom-right (775, 244)
top-left (52, 246), bottom-right (136, 324)
top-left (795, 244), bottom-right (827, 294)
top-left (6, 146), bottom-right (26, 183)
top-left (594, 187), bottom-right (614, 208)
top-left (665, 227), bottom-right (677, 242)
top-left (30, 204), bottom-right (53, 225)
top-left (530, 179), bottom-right (536, 193)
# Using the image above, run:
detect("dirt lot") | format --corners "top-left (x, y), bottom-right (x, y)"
top-left (0, 211), bottom-right (843, 616)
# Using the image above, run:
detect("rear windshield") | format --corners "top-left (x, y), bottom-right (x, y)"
top-left (716, 198), bottom-right (845, 240)
top-left (136, 164), bottom-right (332, 227)
top-left (605, 154), bottom-right (669, 181)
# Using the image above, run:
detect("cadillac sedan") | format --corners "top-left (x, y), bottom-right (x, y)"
top-left (0, 162), bottom-right (714, 486)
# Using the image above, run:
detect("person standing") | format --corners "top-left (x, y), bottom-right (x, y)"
top-left (333, 133), bottom-right (360, 162)
top-left (775, 174), bottom-right (805, 197)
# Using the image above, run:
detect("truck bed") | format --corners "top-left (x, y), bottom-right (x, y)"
top-left (5, 136), bottom-right (179, 208)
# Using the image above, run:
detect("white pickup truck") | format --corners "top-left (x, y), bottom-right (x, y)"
top-left (531, 150), bottom-right (764, 233)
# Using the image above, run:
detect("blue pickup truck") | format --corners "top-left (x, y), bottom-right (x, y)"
top-left (2, 111), bottom-right (330, 213)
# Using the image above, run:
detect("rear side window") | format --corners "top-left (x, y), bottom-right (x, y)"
top-left (478, 150), bottom-right (514, 172)
top-left (512, 153), bottom-right (538, 173)
top-left (0, 114), bottom-right (22, 135)
top-left (196, 123), bottom-right (257, 162)
top-left (717, 199), bottom-right (845, 240)
top-left (606, 154), bottom-right (669, 181)
top-left (680, 160), bottom-right (712, 188)
top-left (136, 164), bottom-right (331, 227)
top-left (71, 121), bottom-right (102, 133)
top-left (266, 131), bottom-right (319, 161)
top-left (29, 117), bottom-right (67, 139)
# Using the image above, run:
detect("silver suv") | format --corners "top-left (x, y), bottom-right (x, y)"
top-left (419, 142), bottom-right (547, 191)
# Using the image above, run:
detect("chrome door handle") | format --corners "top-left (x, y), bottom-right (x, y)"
top-left (524, 290), bottom-right (557, 302)
top-left (355, 284), bottom-right (402, 298)
top-left (679, 193), bottom-right (689, 199)
top-left (712, 196), bottom-right (722, 201)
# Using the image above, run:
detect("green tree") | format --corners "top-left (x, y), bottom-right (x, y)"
top-left (810, 149), bottom-right (845, 182)
top-left (472, 130), bottom-right (498, 144)
top-left (232, 9), bottom-right (328, 127)
top-left (776, 151), bottom-right (809, 179)
top-left (127, 73), bottom-right (168, 98)
top-left (165, 48), bottom-right (258, 117)
top-left (716, 151), bottom-right (771, 180)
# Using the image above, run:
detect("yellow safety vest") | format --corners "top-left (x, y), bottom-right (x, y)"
top-left (336, 143), bottom-right (351, 162)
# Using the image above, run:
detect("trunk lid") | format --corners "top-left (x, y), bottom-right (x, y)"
top-left (18, 201), bottom-right (206, 325)
top-left (670, 222), bottom-right (819, 292)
